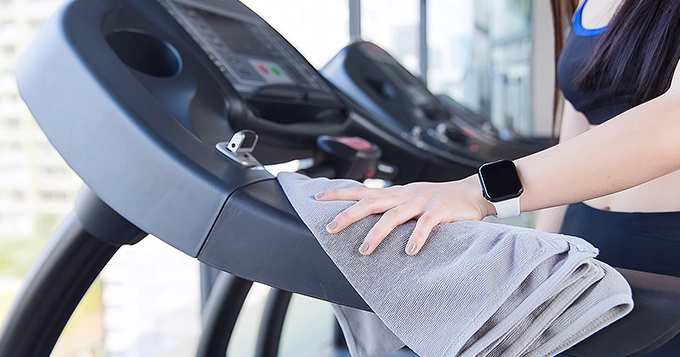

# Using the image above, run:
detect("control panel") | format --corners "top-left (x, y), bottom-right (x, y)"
top-left (160, 0), bottom-right (333, 95)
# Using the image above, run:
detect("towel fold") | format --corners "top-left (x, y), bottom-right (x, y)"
top-left (277, 172), bottom-right (633, 357)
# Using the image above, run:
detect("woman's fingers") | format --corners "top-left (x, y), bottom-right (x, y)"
top-left (406, 211), bottom-right (442, 255)
top-left (312, 178), bottom-right (488, 256)
top-left (315, 186), bottom-right (388, 201)
top-left (326, 194), bottom-right (405, 233)
top-left (358, 203), bottom-right (423, 255)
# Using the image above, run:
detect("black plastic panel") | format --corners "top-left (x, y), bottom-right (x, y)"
top-left (16, 0), bottom-right (276, 256)
top-left (199, 179), bottom-right (369, 310)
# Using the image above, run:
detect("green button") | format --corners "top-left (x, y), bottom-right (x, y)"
top-left (270, 66), bottom-right (282, 76)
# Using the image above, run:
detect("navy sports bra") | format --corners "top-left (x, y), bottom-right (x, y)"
top-left (557, 0), bottom-right (637, 125)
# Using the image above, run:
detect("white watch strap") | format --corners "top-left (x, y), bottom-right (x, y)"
top-left (491, 196), bottom-right (521, 219)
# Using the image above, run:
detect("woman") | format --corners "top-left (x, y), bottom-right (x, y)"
top-left (536, 0), bottom-right (680, 278)
top-left (319, 0), bottom-right (680, 255)
top-left (539, 2), bottom-right (680, 353)
top-left (316, 0), bottom-right (680, 354)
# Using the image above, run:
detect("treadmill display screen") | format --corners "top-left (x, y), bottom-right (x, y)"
top-left (161, 1), bottom-right (329, 94)
top-left (204, 14), bottom-right (277, 59)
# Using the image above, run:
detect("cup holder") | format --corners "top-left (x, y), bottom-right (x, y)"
top-left (106, 29), bottom-right (181, 78)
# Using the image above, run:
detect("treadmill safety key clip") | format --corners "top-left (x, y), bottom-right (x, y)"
top-left (216, 130), bottom-right (262, 168)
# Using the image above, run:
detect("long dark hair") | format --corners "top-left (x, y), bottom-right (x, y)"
top-left (550, 0), bottom-right (579, 132)
top-left (550, 0), bottom-right (680, 131)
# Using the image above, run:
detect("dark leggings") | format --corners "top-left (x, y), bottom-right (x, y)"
top-left (560, 202), bottom-right (680, 357)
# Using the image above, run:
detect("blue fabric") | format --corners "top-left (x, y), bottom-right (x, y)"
top-left (573, 0), bottom-right (607, 37)
top-left (556, 27), bottom-right (639, 125)
top-left (561, 203), bottom-right (680, 277)
top-left (556, 0), bottom-right (639, 125)
top-left (556, 26), bottom-right (637, 125)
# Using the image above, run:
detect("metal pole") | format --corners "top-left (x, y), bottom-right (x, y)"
top-left (0, 186), bottom-right (146, 357)
top-left (419, 0), bottom-right (428, 85)
top-left (349, 0), bottom-right (361, 42)
top-left (254, 288), bottom-right (293, 357)
top-left (195, 274), bottom-right (253, 357)
top-left (199, 264), bottom-right (221, 311)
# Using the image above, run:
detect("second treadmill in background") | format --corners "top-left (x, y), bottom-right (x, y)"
top-left (321, 41), bottom-right (553, 162)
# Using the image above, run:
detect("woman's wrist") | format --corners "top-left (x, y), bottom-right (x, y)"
top-left (459, 175), bottom-right (497, 218)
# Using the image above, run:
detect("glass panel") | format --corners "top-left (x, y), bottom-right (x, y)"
top-left (279, 295), bottom-right (334, 357)
top-left (100, 237), bottom-right (202, 357)
top-left (2, 0), bottom-right (350, 355)
top-left (361, 0), bottom-right (421, 76)
top-left (428, 0), bottom-right (532, 135)
top-left (239, 0), bottom-right (350, 69)
top-left (0, 1), bottom-right (89, 355)
top-left (1, 2), bottom-right (203, 356)
top-left (226, 283), bottom-right (270, 356)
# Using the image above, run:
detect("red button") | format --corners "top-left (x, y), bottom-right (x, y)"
top-left (336, 137), bottom-right (374, 151)
top-left (462, 127), bottom-right (476, 137)
top-left (257, 64), bottom-right (270, 75)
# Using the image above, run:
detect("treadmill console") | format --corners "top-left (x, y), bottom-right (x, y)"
top-left (160, 0), bottom-right (333, 96)
top-left (356, 42), bottom-right (431, 107)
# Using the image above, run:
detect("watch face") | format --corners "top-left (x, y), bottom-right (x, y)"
top-left (478, 160), bottom-right (523, 202)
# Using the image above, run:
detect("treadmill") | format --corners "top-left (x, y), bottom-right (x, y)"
top-left (322, 41), bottom-right (553, 161)
top-left (1, 1), bottom-right (680, 356)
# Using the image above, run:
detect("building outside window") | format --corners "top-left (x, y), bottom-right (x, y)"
top-left (361, 0), bottom-right (421, 76)
top-left (428, 0), bottom-right (534, 137)
top-left (0, 0), bottom-right (104, 355)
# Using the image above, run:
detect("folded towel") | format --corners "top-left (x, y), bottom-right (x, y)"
top-left (277, 172), bottom-right (633, 357)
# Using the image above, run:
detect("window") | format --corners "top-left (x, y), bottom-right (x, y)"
top-left (1, 45), bottom-right (15, 57)
top-left (361, 0), bottom-right (421, 76)
top-left (428, 0), bottom-right (533, 134)
top-left (0, 20), bottom-right (15, 34)
top-left (10, 189), bottom-right (24, 201)
top-left (0, 71), bottom-right (15, 87)
top-left (0, 2), bottom-right (196, 357)
top-left (38, 190), bottom-right (67, 201)
top-left (1, 166), bottom-right (29, 183)
top-left (1, 94), bottom-right (19, 105)
top-left (7, 117), bottom-right (20, 129)
top-left (29, 19), bottom-right (44, 32)
top-left (8, 141), bottom-right (21, 151)
top-left (40, 166), bottom-right (68, 175)
top-left (239, 0), bottom-right (349, 68)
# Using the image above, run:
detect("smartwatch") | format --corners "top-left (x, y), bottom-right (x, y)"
top-left (477, 159), bottom-right (523, 219)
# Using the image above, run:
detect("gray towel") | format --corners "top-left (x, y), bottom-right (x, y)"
top-left (277, 172), bottom-right (633, 357)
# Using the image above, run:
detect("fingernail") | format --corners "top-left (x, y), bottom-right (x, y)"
top-left (315, 192), bottom-right (325, 200)
top-left (406, 242), bottom-right (417, 255)
top-left (326, 221), bottom-right (337, 232)
top-left (359, 241), bottom-right (370, 254)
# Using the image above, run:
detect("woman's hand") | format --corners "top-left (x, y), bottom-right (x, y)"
top-left (315, 175), bottom-right (494, 256)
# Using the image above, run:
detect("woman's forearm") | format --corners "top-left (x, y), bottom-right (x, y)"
top-left (318, 62), bottom-right (680, 255)
top-left (516, 90), bottom-right (680, 212)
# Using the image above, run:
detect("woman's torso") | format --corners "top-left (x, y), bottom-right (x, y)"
top-left (559, 0), bottom-right (680, 213)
